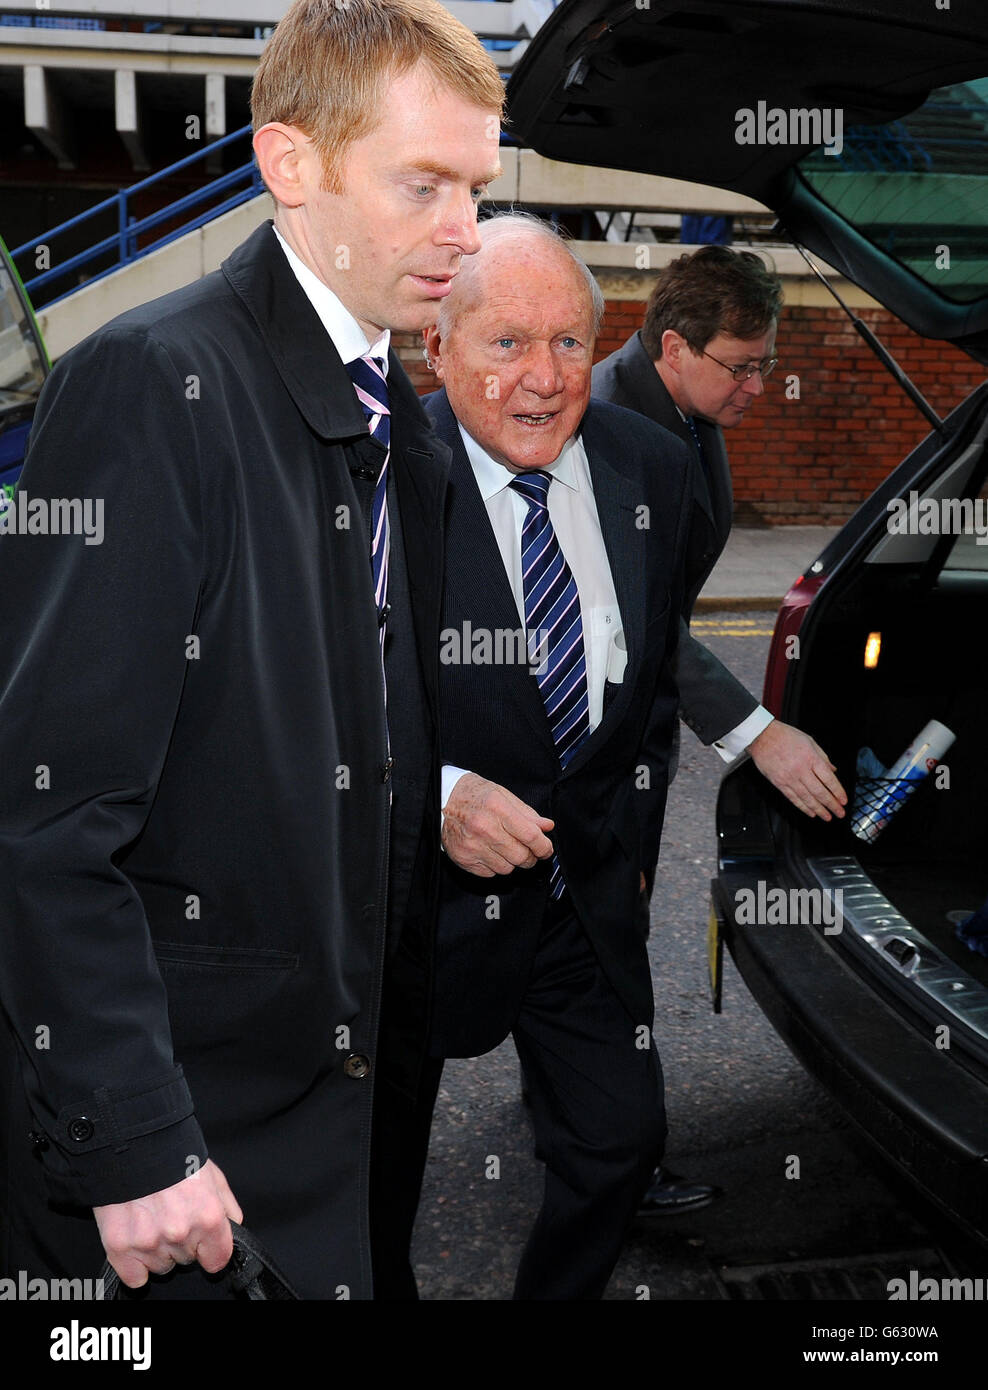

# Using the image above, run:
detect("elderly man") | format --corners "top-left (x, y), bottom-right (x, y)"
top-left (0, 0), bottom-right (503, 1299)
top-left (408, 214), bottom-right (695, 1299)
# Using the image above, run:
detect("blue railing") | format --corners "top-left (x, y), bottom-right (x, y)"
top-left (10, 119), bottom-right (527, 311)
top-left (10, 125), bottom-right (265, 308)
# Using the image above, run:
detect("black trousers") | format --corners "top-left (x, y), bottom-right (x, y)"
top-left (371, 900), bottom-right (665, 1300)
top-left (369, 1058), bottom-right (443, 1301)
top-left (510, 900), bottom-right (665, 1299)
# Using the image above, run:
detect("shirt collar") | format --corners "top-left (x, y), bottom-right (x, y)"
top-left (273, 224), bottom-right (390, 371)
top-left (457, 423), bottom-right (583, 502)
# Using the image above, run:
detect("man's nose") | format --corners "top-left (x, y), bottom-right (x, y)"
top-left (521, 344), bottom-right (563, 395)
top-left (436, 190), bottom-right (482, 256)
top-left (742, 369), bottom-right (766, 397)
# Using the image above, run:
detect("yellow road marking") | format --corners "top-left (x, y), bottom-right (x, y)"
top-left (691, 623), bottom-right (776, 637)
top-left (692, 617), bottom-right (769, 626)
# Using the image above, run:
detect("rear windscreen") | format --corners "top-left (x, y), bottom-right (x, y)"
top-left (799, 78), bottom-right (988, 305)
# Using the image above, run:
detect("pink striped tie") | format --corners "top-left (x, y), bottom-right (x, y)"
top-left (346, 354), bottom-right (391, 649)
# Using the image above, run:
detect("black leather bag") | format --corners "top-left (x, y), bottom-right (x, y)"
top-left (98, 1221), bottom-right (301, 1300)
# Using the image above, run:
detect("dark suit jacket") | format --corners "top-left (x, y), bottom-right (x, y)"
top-left (592, 330), bottom-right (757, 745)
top-left (425, 391), bottom-right (692, 1058)
top-left (0, 221), bottom-right (448, 1298)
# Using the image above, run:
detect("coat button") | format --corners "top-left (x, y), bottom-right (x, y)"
top-left (68, 1117), bottom-right (95, 1143)
top-left (381, 757), bottom-right (394, 783)
top-left (343, 1054), bottom-right (371, 1079)
top-left (28, 1129), bottom-right (49, 1153)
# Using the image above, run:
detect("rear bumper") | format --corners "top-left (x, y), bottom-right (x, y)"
top-left (714, 863), bottom-right (988, 1242)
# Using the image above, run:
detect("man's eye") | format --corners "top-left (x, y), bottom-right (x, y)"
top-left (413, 185), bottom-right (434, 197)
top-left (559, 337), bottom-right (579, 348)
top-left (471, 186), bottom-right (487, 203)
top-left (496, 338), bottom-right (516, 349)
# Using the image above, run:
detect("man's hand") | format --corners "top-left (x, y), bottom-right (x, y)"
top-left (747, 720), bottom-right (847, 821)
top-left (442, 772), bottom-right (555, 877)
top-left (93, 1158), bottom-right (243, 1289)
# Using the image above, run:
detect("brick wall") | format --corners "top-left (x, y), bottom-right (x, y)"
top-left (394, 302), bottom-right (985, 526)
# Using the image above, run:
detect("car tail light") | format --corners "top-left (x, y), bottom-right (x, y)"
top-left (762, 572), bottom-right (827, 716)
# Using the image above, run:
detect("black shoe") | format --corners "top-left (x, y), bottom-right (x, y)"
top-left (637, 1166), bottom-right (722, 1217)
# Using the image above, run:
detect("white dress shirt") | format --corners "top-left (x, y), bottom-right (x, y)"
top-left (441, 425), bottom-right (625, 808)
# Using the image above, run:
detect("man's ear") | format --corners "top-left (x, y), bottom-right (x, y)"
top-left (660, 328), bottom-right (685, 373)
top-left (253, 123), bottom-right (310, 209)
top-left (423, 324), bottom-right (445, 381)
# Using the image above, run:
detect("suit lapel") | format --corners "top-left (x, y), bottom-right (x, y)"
top-left (221, 221), bottom-right (369, 442)
top-left (425, 391), bottom-right (558, 760)
top-left (581, 408), bottom-right (646, 671)
top-left (696, 419), bottom-right (733, 547)
top-left (610, 332), bottom-right (719, 533)
top-left (557, 406), bottom-right (646, 775)
top-left (652, 389), bottom-right (719, 536)
top-left (387, 361), bottom-right (450, 730)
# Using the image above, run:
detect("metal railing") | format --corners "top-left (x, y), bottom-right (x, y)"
top-left (10, 125), bottom-right (264, 308)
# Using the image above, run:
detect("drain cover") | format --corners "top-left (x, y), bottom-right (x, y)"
top-left (715, 1248), bottom-right (951, 1300)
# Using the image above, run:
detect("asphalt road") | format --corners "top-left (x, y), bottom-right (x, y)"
top-left (411, 612), bottom-right (983, 1315)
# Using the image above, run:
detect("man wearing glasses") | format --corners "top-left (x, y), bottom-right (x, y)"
top-left (593, 245), bottom-right (847, 1216)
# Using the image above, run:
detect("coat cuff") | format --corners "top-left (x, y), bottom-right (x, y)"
top-left (37, 1069), bottom-right (208, 1207)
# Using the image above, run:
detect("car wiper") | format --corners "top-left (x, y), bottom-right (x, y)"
top-left (788, 238), bottom-right (946, 437)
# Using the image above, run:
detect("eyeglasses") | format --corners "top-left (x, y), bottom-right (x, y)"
top-left (702, 350), bottom-right (779, 382)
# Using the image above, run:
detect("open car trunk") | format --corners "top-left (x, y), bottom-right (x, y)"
top-left (772, 383), bottom-right (988, 1065)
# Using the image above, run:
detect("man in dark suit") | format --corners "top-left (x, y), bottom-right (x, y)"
top-left (415, 215), bottom-right (695, 1299)
top-left (593, 246), bottom-right (847, 1214)
top-left (593, 247), bottom-right (846, 814)
top-left (0, 0), bottom-right (503, 1299)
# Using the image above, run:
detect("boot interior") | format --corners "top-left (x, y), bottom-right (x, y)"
top-left (780, 423), bottom-right (988, 992)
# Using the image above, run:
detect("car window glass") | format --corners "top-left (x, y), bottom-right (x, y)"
top-left (0, 260), bottom-right (46, 406)
top-left (940, 477), bottom-right (988, 572)
top-left (798, 78), bottom-right (988, 306)
top-left (865, 429), bottom-right (988, 566)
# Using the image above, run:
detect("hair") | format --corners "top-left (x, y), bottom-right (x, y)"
top-left (435, 211), bottom-right (606, 339)
top-left (251, 0), bottom-right (505, 190)
top-left (640, 245), bottom-right (784, 357)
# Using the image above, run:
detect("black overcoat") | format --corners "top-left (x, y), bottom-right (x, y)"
top-left (0, 222), bottom-right (448, 1298)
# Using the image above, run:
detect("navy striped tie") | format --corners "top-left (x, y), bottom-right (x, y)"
top-left (509, 469), bottom-right (589, 899)
top-left (346, 354), bottom-right (390, 645)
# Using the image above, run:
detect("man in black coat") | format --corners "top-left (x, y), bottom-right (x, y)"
top-left (417, 215), bottom-right (695, 1298)
top-left (0, 0), bottom-right (503, 1299)
top-left (592, 246), bottom-right (847, 1214)
top-left (592, 247), bottom-right (847, 816)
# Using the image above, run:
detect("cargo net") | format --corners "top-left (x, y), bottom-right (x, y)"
top-left (850, 774), bottom-right (921, 843)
